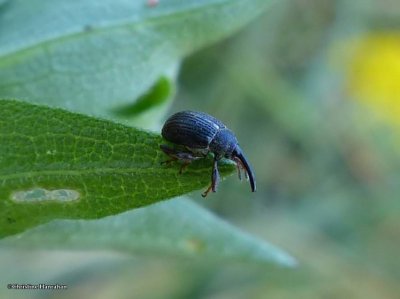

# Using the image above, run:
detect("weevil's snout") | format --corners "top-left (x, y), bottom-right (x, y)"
top-left (233, 148), bottom-right (256, 192)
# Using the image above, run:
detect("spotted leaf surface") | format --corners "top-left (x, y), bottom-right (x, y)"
top-left (0, 100), bottom-right (235, 237)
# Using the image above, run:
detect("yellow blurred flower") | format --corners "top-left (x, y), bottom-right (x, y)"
top-left (337, 32), bottom-right (400, 126)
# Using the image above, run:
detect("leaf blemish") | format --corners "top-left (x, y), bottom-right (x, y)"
top-left (11, 188), bottom-right (80, 203)
top-left (185, 238), bottom-right (206, 253)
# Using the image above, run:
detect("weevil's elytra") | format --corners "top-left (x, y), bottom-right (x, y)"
top-left (160, 111), bottom-right (256, 197)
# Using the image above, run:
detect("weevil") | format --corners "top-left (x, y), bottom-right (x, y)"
top-left (160, 111), bottom-right (256, 197)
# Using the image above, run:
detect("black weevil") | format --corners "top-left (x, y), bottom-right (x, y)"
top-left (160, 111), bottom-right (256, 197)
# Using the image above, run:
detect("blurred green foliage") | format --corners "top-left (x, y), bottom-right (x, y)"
top-left (1, 0), bottom-right (400, 298)
top-left (173, 0), bottom-right (400, 297)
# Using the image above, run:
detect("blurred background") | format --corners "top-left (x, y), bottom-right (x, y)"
top-left (3, 0), bottom-right (400, 298)
top-left (170, 0), bottom-right (400, 297)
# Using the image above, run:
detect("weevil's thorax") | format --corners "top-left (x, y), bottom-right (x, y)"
top-left (209, 129), bottom-right (238, 159)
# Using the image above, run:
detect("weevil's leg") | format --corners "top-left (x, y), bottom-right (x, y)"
top-left (179, 161), bottom-right (191, 174)
top-left (160, 144), bottom-right (176, 157)
top-left (160, 144), bottom-right (201, 173)
top-left (160, 145), bottom-right (178, 165)
top-left (201, 185), bottom-right (212, 198)
top-left (211, 158), bottom-right (220, 192)
top-left (185, 146), bottom-right (210, 158)
top-left (201, 159), bottom-right (219, 197)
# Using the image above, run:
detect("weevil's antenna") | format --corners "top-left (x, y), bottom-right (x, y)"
top-left (233, 147), bottom-right (256, 192)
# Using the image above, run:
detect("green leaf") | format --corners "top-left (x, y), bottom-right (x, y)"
top-left (0, 99), bottom-right (235, 238)
top-left (111, 76), bottom-right (175, 131)
top-left (0, 0), bottom-right (271, 122)
top-left (0, 0), bottom-right (8, 8)
top-left (0, 198), bottom-right (297, 267)
top-left (113, 77), bottom-right (172, 118)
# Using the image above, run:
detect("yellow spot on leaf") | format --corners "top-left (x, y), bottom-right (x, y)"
top-left (185, 238), bottom-right (206, 253)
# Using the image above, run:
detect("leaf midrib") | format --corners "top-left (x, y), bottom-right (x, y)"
top-left (0, 164), bottom-right (217, 181)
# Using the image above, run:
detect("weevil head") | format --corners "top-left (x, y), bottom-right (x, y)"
top-left (232, 146), bottom-right (256, 192)
top-left (209, 129), bottom-right (256, 192)
top-left (209, 129), bottom-right (238, 158)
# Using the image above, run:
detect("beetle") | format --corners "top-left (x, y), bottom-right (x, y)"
top-left (160, 110), bottom-right (256, 197)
